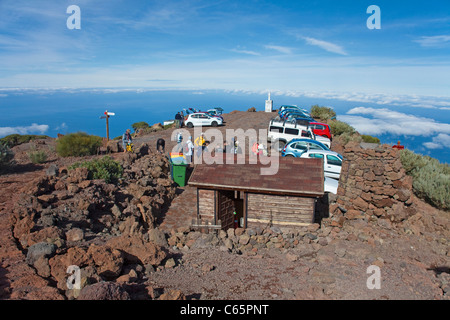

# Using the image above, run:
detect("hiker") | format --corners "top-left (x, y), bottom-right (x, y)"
top-left (216, 140), bottom-right (229, 153)
top-left (184, 136), bottom-right (194, 163)
top-left (180, 111), bottom-right (184, 127)
top-left (258, 143), bottom-right (268, 156)
top-left (222, 141), bottom-right (230, 153)
top-left (122, 129), bottom-right (132, 153)
top-left (194, 133), bottom-right (206, 149)
top-left (251, 141), bottom-right (259, 155)
top-left (175, 112), bottom-right (182, 128)
top-left (175, 131), bottom-right (183, 153)
top-left (231, 138), bottom-right (241, 154)
top-left (156, 138), bottom-right (165, 154)
top-left (194, 133), bottom-right (206, 158)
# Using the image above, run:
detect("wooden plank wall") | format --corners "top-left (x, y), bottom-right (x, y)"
top-left (198, 189), bottom-right (215, 222)
top-left (247, 193), bottom-right (315, 228)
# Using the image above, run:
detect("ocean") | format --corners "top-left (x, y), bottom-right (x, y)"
top-left (0, 88), bottom-right (449, 164)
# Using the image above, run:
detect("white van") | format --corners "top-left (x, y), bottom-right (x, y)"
top-left (267, 118), bottom-right (331, 151)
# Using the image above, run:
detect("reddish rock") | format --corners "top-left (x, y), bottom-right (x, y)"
top-left (78, 180), bottom-right (91, 189)
top-left (353, 197), bottom-right (369, 211)
top-left (78, 282), bottom-right (130, 300)
top-left (396, 188), bottom-right (411, 203)
top-left (22, 226), bottom-right (65, 248)
top-left (106, 235), bottom-right (167, 267)
top-left (67, 167), bottom-right (89, 184)
top-left (87, 245), bottom-right (124, 280)
top-left (345, 210), bottom-right (362, 220)
top-left (159, 289), bottom-right (186, 300)
top-left (13, 216), bottom-right (35, 240)
top-left (373, 198), bottom-right (395, 209)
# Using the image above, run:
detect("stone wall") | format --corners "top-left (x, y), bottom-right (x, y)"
top-left (329, 141), bottom-right (416, 225)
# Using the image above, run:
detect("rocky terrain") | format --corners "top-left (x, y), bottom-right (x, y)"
top-left (0, 111), bottom-right (449, 301)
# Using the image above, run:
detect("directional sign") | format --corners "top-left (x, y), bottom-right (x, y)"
top-left (102, 110), bottom-right (115, 141)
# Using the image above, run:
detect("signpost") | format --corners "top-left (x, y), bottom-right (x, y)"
top-left (100, 110), bottom-right (115, 141)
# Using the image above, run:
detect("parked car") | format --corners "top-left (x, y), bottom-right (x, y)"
top-left (201, 111), bottom-right (225, 123)
top-left (279, 105), bottom-right (310, 115)
top-left (285, 114), bottom-right (315, 122)
top-left (267, 119), bottom-right (331, 151)
top-left (184, 113), bottom-right (223, 128)
top-left (324, 176), bottom-right (339, 194)
top-left (207, 108), bottom-right (223, 115)
top-left (279, 109), bottom-right (311, 120)
top-left (300, 150), bottom-right (343, 180)
top-left (309, 122), bottom-right (332, 140)
top-left (281, 138), bottom-right (331, 157)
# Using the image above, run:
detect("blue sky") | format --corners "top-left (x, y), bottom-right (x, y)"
top-left (0, 0), bottom-right (449, 161)
top-left (0, 0), bottom-right (449, 94)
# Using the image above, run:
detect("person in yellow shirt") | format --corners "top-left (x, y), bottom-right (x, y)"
top-left (194, 133), bottom-right (206, 158)
top-left (194, 133), bottom-right (205, 147)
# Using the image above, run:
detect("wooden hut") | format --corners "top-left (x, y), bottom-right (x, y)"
top-left (188, 155), bottom-right (324, 231)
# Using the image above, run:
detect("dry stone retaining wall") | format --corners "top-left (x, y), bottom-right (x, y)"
top-left (330, 142), bottom-right (415, 224)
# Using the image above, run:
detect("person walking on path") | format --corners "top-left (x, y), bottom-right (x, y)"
top-left (122, 129), bottom-right (132, 153)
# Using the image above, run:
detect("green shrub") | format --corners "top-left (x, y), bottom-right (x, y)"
top-left (310, 105), bottom-right (336, 120)
top-left (69, 156), bottom-right (123, 184)
top-left (328, 120), bottom-right (356, 136)
top-left (0, 134), bottom-right (49, 148)
top-left (337, 132), bottom-right (362, 145)
top-left (361, 135), bottom-right (380, 144)
top-left (400, 149), bottom-right (450, 211)
top-left (131, 121), bottom-right (150, 132)
top-left (0, 142), bottom-right (14, 167)
top-left (56, 132), bottom-right (102, 157)
top-left (27, 148), bottom-right (48, 164)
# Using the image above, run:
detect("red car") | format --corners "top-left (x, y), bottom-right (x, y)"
top-left (309, 122), bottom-right (332, 140)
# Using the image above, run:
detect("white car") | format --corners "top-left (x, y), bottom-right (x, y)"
top-left (185, 113), bottom-right (223, 128)
top-left (300, 150), bottom-right (343, 180)
top-left (324, 177), bottom-right (339, 194)
top-left (267, 118), bottom-right (331, 151)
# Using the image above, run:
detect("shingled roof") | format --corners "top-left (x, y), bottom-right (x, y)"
top-left (188, 154), bottom-right (324, 197)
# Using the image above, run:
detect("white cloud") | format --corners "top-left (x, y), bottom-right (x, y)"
top-left (414, 35), bottom-right (450, 48)
top-left (340, 107), bottom-right (450, 137)
top-left (0, 123), bottom-right (49, 137)
top-left (423, 133), bottom-right (450, 150)
top-left (264, 45), bottom-right (292, 54)
top-left (54, 122), bottom-right (68, 132)
top-left (230, 48), bottom-right (261, 56)
top-left (302, 37), bottom-right (348, 55)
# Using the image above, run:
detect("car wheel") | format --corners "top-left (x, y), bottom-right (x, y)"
top-left (285, 154), bottom-right (294, 157)
top-left (211, 121), bottom-right (218, 127)
top-left (187, 122), bottom-right (193, 128)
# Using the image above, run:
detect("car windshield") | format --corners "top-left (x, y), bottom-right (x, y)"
top-left (295, 139), bottom-right (329, 151)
